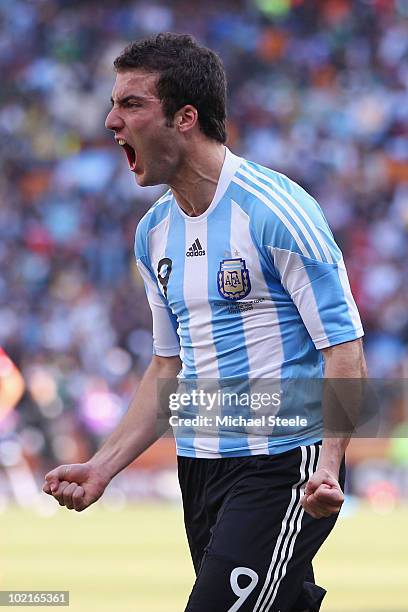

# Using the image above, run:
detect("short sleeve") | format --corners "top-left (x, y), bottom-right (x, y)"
top-left (270, 248), bottom-right (363, 349)
top-left (136, 260), bottom-right (180, 357)
top-left (262, 180), bottom-right (364, 349)
top-left (135, 214), bottom-right (180, 358)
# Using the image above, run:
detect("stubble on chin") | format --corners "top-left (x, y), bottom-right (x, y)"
top-left (134, 171), bottom-right (161, 188)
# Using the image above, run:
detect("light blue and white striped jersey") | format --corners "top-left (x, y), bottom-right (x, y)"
top-left (135, 148), bottom-right (363, 458)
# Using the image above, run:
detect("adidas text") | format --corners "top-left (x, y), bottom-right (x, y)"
top-left (186, 238), bottom-right (206, 257)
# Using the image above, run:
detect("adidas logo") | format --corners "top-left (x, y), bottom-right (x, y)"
top-left (186, 238), bottom-right (206, 257)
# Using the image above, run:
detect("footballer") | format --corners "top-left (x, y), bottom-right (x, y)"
top-left (44, 34), bottom-right (367, 612)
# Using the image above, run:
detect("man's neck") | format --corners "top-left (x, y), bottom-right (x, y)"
top-left (169, 141), bottom-right (226, 217)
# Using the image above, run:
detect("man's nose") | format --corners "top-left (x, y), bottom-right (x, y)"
top-left (105, 107), bottom-right (124, 131)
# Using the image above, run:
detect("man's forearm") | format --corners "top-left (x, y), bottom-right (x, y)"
top-left (317, 438), bottom-right (349, 478)
top-left (319, 339), bottom-right (368, 477)
top-left (90, 355), bottom-right (181, 481)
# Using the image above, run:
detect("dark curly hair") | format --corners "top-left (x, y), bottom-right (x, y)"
top-left (114, 33), bottom-right (227, 144)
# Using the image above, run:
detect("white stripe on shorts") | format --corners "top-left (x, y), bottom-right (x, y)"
top-left (253, 445), bottom-right (317, 612)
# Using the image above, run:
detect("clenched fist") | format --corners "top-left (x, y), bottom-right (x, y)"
top-left (301, 468), bottom-right (344, 519)
top-left (43, 462), bottom-right (110, 512)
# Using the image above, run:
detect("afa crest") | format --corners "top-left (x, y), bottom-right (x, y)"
top-left (217, 258), bottom-right (251, 301)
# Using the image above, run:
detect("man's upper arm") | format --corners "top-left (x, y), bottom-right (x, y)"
top-left (272, 249), bottom-right (363, 349)
top-left (136, 259), bottom-right (180, 357)
top-left (262, 179), bottom-right (364, 350)
top-left (134, 215), bottom-right (180, 359)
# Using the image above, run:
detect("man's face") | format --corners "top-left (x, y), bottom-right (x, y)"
top-left (105, 70), bottom-right (181, 186)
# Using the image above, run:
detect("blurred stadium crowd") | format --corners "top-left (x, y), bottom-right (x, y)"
top-left (0, 0), bottom-right (408, 485)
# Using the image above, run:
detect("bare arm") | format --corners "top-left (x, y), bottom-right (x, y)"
top-left (318, 338), bottom-right (367, 476)
top-left (43, 354), bottom-right (181, 511)
top-left (91, 354), bottom-right (181, 478)
top-left (301, 338), bottom-right (367, 518)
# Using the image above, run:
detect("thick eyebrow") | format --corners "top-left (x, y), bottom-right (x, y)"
top-left (110, 95), bottom-right (146, 107)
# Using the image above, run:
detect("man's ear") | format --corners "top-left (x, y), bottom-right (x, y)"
top-left (175, 105), bottom-right (198, 133)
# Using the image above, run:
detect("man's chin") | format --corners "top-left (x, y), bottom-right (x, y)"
top-left (133, 170), bottom-right (147, 186)
top-left (133, 171), bottom-right (161, 188)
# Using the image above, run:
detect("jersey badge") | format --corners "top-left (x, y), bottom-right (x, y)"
top-left (217, 258), bottom-right (251, 301)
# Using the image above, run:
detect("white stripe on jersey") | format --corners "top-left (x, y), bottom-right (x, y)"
top-left (183, 219), bottom-right (219, 378)
top-left (242, 163), bottom-right (335, 264)
top-left (268, 246), bottom-right (328, 347)
top-left (337, 259), bottom-right (363, 333)
top-left (183, 219), bottom-right (221, 457)
top-left (193, 437), bottom-right (222, 458)
top-left (232, 176), bottom-right (313, 260)
top-left (230, 200), bottom-right (282, 453)
top-left (230, 201), bottom-right (284, 378)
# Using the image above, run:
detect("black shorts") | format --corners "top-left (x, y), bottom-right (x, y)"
top-left (178, 442), bottom-right (345, 612)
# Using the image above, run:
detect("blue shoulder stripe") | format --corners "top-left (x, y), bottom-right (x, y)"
top-left (134, 192), bottom-right (173, 262)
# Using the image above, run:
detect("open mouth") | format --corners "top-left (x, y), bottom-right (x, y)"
top-left (118, 139), bottom-right (137, 171)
